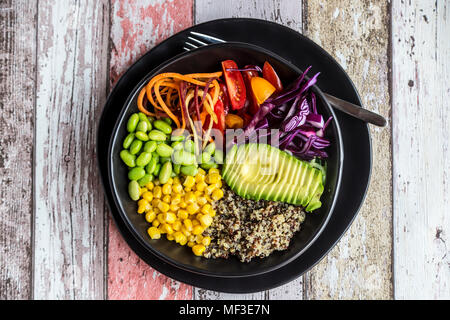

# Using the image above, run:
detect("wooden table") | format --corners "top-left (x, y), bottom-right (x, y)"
top-left (0, 0), bottom-right (448, 300)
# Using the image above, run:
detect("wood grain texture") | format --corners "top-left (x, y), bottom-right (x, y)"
top-left (33, 0), bottom-right (109, 299)
top-left (303, 0), bottom-right (393, 299)
top-left (107, 0), bottom-right (193, 300)
top-left (392, 0), bottom-right (450, 299)
top-left (0, 0), bottom-right (36, 300)
top-left (194, 0), bottom-right (304, 300)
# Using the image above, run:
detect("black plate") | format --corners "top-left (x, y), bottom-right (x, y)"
top-left (97, 18), bottom-right (372, 293)
top-left (107, 42), bottom-right (343, 277)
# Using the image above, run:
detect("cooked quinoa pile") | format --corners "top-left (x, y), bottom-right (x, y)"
top-left (203, 187), bottom-right (306, 262)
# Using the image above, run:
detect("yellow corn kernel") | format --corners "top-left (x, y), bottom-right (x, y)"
top-left (152, 219), bottom-right (160, 227)
top-left (211, 188), bottom-right (224, 201)
top-left (202, 236), bottom-right (211, 246)
top-left (138, 198), bottom-right (149, 207)
top-left (208, 168), bottom-right (220, 175)
top-left (166, 233), bottom-right (174, 241)
top-left (172, 220), bottom-right (182, 231)
top-left (172, 183), bottom-right (183, 194)
top-left (192, 219), bottom-right (200, 226)
top-left (164, 212), bottom-right (177, 224)
top-left (192, 225), bottom-right (204, 235)
top-left (188, 234), bottom-right (196, 242)
top-left (183, 219), bottom-right (193, 231)
top-left (184, 192), bottom-right (196, 204)
top-left (153, 207), bottom-right (160, 214)
top-left (198, 168), bottom-right (206, 175)
top-left (169, 204), bottom-right (179, 212)
top-left (142, 191), bottom-right (153, 202)
top-left (183, 175), bottom-right (196, 188)
top-left (206, 173), bottom-right (220, 184)
top-left (195, 174), bottom-right (204, 183)
top-left (181, 226), bottom-right (191, 237)
top-left (205, 195), bottom-right (213, 203)
top-left (161, 223), bottom-right (174, 235)
top-left (151, 199), bottom-right (160, 207)
top-left (157, 213), bottom-right (165, 224)
top-left (195, 234), bottom-right (203, 243)
top-left (196, 181), bottom-right (207, 192)
top-left (139, 187), bottom-right (146, 196)
top-left (162, 183), bottom-right (172, 195)
top-left (145, 211), bottom-right (156, 223)
top-left (137, 204), bottom-right (146, 214)
top-left (177, 209), bottom-right (188, 220)
top-left (179, 201), bottom-right (187, 209)
top-left (199, 214), bottom-right (213, 227)
top-left (209, 209), bottom-right (216, 217)
top-left (145, 181), bottom-right (154, 190)
top-left (171, 194), bottom-right (181, 205)
top-left (197, 196), bottom-right (207, 206)
top-left (196, 213), bottom-right (204, 221)
top-left (173, 176), bottom-right (181, 184)
top-left (184, 187), bottom-right (192, 192)
top-left (215, 180), bottom-right (223, 189)
top-left (179, 237), bottom-right (188, 246)
top-left (153, 186), bottom-right (162, 198)
top-left (187, 241), bottom-right (195, 247)
top-left (194, 190), bottom-right (202, 198)
top-left (173, 231), bottom-right (184, 243)
top-left (162, 195), bottom-right (171, 204)
top-left (205, 184), bottom-right (216, 195)
top-left (201, 204), bottom-right (212, 215)
top-left (187, 203), bottom-right (200, 215)
top-left (192, 244), bottom-right (206, 256)
top-left (157, 201), bottom-right (170, 213)
top-left (167, 177), bottom-right (173, 185)
top-left (147, 227), bottom-right (161, 239)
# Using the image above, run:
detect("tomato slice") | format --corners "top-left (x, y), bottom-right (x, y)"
top-left (221, 60), bottom-right (246, 110)
top-left (212, 99), bottom-right (226, 134)
top-left (218, 82), bottom-right (230, 115)
top-left (242, 69), bottom-right (259, 115)
top-left (251, 77), bottom-right (276, 105)
top-left (262, 61), bottom-right (283, 91)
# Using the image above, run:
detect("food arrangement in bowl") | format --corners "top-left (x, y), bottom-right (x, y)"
top-left (118, 57), bottom-right (333, 262)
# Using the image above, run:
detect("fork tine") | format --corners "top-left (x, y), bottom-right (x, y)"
top-left (189, 31), bottom-right (225, 44)
top-left (185, 41), bottom-right (199, 49)
top-left (187, 36), bottom-right (208, 46)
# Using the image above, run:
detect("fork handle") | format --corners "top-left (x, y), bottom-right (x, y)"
top-left (323, 93), bottom-right (387, 127)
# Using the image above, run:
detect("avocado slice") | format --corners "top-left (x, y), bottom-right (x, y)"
top-left (222, 143), bottom-right (325, 210)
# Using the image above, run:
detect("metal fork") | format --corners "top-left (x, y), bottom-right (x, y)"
top-left (183, 31), bottom-right (387, 127)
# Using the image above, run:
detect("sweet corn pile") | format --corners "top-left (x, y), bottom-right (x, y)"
top-left (136, 168), bottom-right (224, 256)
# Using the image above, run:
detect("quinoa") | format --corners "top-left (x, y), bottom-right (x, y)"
top-left (203, 186), bottom-right (306, 262)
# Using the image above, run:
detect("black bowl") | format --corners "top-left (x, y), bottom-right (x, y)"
top-left (107, 42), bottom-right (343, 277)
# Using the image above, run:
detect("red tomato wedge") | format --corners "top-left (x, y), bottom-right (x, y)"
top-left (212, 99), bottom-right (226, 134)
top-left (221, 60), bottom-right (246, 110)
top-left (263, 61), bottom-right (283, 92)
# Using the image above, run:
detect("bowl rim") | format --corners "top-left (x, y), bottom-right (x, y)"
top-left (107, 41), bottom-right (344, 278)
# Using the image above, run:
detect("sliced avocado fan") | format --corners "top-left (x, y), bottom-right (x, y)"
top-left (222, 143), bottom-right (325, 212)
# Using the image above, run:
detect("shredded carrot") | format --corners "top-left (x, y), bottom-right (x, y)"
top-left (137, 87), bottom-right (155, 116)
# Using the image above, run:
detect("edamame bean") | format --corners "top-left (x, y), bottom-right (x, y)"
top-left (135, 131), bottom-right (149, 141)
top-left (136, 120), bottom-right (149, 133)
top-left (120, 150), bottom-right (136, 167)
top-left (153, 120), bottom-right (172, 135)
top-left (173, 163), bottom-right (181, 175)
top-left (172, 149), bottom-right (196, 166)
top-left (122, 133), bottom-right (135, 149)
top-left (203, 141), bottom-right (216, 155)
top-left (128, 167), bottom-right (146, 181)
top-left (154, 163), bottom-right (161, 176)
top-left (129, 140), bottom-right (143, 155)
top-left (214, 149), bottom-right (224, 164)
top-left (128, 180), bottom-right (140, 200)
top-left (148, 129), bottom-right (167, 141)
top-left (136, 152), bottom-right (152, 167)
top-left (171, 141), bottom-right (184, 151)
top-left (184, 140), bottom-right (195, 153)
top-left (145, 156), bottom-right (157, 174)
top-left (138, 112), bottom-right (148, 122)
top-left (162, 117), bottom-right (172, 125)
top-left (170, 134), bottom-right (185, 142)
top-left (200, 152), bottom-right (211, 164)
top-left (143, 141), bottom-right (157, 153)
top-left (151, 152), bottom-right (159, 164)
top-left (127, 113), bottom-right (139, 132)
top-left (201, 161), bottom-right (218, 170)
top-left (180, 165), bottom-right (198, 176)
top-left (138, 174), bottom-right (153, 187)
top-left (160, 157), bottom-right (171, 164)
top-left (159, 161), bottom-right (172, 184)
top-left (156, 143), bottom-right (174, 158)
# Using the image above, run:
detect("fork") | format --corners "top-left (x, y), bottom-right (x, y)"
top-left (184, 31), bottom-right (387, 127)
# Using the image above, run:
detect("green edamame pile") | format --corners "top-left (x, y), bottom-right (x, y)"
top-left (120, 112), bottom-right (222, 200)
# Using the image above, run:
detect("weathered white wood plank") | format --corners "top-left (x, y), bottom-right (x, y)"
top-left (0, 0), bottom-right (36, 300)
top-left (34, 0), bottom-right (109, 299)
top-left (303, 0), bottom-right (392, 299)
top-left (392, 0), bottom-right (450, 299)
top-left (194, 0), bottom-right (304, 300)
